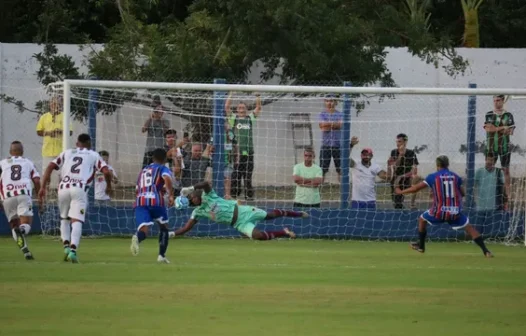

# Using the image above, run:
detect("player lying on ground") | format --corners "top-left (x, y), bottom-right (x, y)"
top-left (395, 155), bottom-right (493, 258)
top-left (172, 181), bottom-right (308, 239)
top-left (39, 134), bottom-right (113, 263)
top-left (0, 141), bottom-right (41, 260)
top-left (130, 148), bottom-right (174, 263)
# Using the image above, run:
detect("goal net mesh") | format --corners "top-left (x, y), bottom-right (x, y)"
top-left (37, 83), bottom-right (525, 243)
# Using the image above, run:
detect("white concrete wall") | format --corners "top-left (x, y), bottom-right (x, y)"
top-left (1, 44), bottom-right (526, 186)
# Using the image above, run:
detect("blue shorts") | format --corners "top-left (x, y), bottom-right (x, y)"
top-left (420, 210), bottom-right (469, 230)
top-left (135, 206), bottom-right (168, 229)
top-left (351, 201), bottom-right (376, 209)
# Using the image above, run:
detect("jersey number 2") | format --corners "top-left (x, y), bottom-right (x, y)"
top-left (443, 180), bottom-right (455, 198)
top-left (71, 157), bottom-right (83, 173)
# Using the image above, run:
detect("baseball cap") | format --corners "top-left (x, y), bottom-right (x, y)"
top-left (361, 148), bottom-right (373, 155)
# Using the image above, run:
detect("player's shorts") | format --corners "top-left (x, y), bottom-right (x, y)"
top-left (420, 210), bottom-right (469, 230)
top-left (58, 188), bottom-right (88, 222)
top-left (135, 206), bottom-right (168, 230)
top-left (2, 195), bottom-right (33, 221)
top-left (233, 205), bottom-right (267, 238)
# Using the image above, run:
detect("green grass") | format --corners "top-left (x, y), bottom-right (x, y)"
top-left (1, 238), bottom-right (525, 336)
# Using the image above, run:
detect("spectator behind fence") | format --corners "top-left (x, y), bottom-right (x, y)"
top-left (389, 133), bottom-right (419, 209)
top-left (475, 152), bottom-right (507, 211)
top-left (226, 91), bottom-right (262, 200)
top-left (181, 143), bottom-right (212, 187)
top-left (36, 96), bottom-right (72, 191)
top-left (318, 94), bottom-right (343, 183)
top-left (164, 129), bottom-right (184, 194)
top-left (141, 104), bottom-right (170, 168)
top-left (292, 147), bottom-right (323, 208)
top-left (95, 150), bottom-right (118, 201)
top-left (483, 94), bottom-right (515, 201)
top-left (350, 137), bottom-right (391, 209)
top-left (224, 123), bottom-right (239, 199)
top-left (178, 131), bottom-right (192, 158)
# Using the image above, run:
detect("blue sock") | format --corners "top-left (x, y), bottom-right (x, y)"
top-left (158, 227), bottom-right (169, 257)
top-left (137, 230), bottom-right (146, 243)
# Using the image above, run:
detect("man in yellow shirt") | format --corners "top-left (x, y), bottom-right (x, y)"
top-left (36, 97), bottom-right (72, 189)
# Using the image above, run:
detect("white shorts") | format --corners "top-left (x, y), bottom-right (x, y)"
top-left (58, 188), bottom-right (88, 222)
top-left (2, 195), bottom-right (33, 221)
top-left (43, 156), bottom-right (60, 188)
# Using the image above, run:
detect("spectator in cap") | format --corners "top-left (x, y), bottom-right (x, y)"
top-left (350, 137), bottom-right (391, 209)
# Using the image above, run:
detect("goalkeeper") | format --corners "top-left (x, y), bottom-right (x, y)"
top-left (173, 181), bottom-right (308, 240)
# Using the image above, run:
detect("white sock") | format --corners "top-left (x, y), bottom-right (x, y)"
top-left (11, 228), bottom-right (18, 242)
top-left (60, 219), bottom-right (71, 243)
top-left (71, 221), bottom-right (82, 249)
top-left (19, 224), bottom-right (31, 235)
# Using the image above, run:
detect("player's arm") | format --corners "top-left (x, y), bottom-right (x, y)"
top-left (141, 117), bottom-right (152, 133)
top-left (40, 161), bottom-right (59, 190)
top-left (395, 181), bottom-right (427, 195)
top-left (31, 167), bottom-right (41, 196)
top-left (181, 181), bottom-right (212, 196)
top-left (173, 218), bottom-right (198, 236)
top-left (100, 166), bottom-right (113, 196)
top-left (162, 173), bottom-right (174, 207)
top-left (253, 94), bottom-right (262, 118)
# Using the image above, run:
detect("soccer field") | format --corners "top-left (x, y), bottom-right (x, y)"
top-left (1, 238), bottom-right (525, 336)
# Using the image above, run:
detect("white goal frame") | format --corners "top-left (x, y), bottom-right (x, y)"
top-left (59, 79), bottom-right (526, 244)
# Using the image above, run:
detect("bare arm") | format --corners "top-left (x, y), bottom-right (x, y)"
top-left (162, 175), bottom-right (174, 207)
top-left (377, 170), bottom-right (391, 181)
top-left (101, 166), bottom-right (113, 197)
top-left (395, 181), bottom-right (427, 195)
top-left (253, 94), bottom-right (262, 118)
top-left (173, 218), bottom-right (198, 236)
top-left (40, 163), bottom-right (58, 190)
top-left (32, 177), bottom-right (41, 196)
top-left (193, 181), bottom-right (212, 193)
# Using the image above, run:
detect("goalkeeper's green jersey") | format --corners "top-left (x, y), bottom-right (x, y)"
top-left (190, 189), bottom-right (237, 225)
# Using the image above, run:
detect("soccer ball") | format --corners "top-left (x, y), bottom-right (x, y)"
top-left (174, 196), bottom-right (189, 210)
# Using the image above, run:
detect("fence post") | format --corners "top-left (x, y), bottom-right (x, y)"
top-left (466, 82), bottom-right (477, 210)
top-left (88, 77), bottom-right (99, 204)
top-left (340, 82), bottom-right (352, 209)
top-left (212, 78), bottom-right (227, 196)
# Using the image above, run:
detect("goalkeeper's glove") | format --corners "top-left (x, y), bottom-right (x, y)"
top-left (180, 186), bottom-right (195, 197)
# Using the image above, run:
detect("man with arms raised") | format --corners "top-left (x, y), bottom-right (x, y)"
top-left (39, 134), bottom-right (114, 263)
top-left (173, 181), bottom-right (307, 240)
top-left (0, 141), bottom-right (41, 260)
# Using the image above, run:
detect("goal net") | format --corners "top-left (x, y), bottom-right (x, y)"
top-left (37, 81), bottom-right (526, 243)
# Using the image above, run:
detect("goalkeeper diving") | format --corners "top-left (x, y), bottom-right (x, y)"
top-left (172, 181), bottom-right (308, 239)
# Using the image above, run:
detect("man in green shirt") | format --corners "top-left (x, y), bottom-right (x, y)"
top-left (293, 147), bottom-right (323, 207)
top-left (173, 181), bottom-right (308, 240)
top-left (475, 152), bottom-right (507, 211)
top-left (225, 92), bottom-right (262, 200)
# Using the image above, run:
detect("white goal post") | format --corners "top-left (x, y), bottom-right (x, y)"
top-left (46, 79), bottom-right (526, 243)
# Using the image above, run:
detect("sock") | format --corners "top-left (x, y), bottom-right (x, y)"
top-left (266, 209), bottom-right (303, 219)
top-left (418, 230), bottom-right (427, 250)
top-left (258, 230), bottom-right (288, 240)
top-left (60, 219), bottom-right (71, 243)
top-left (70, 222), bottom-right (82, 250)
top-left (19, 224), bottom-right (31, 235)
top-left (11, 228), bottom-right (28, 253)
top-left (137, 230), bottom-right (147, 243)
top-left (158, 227), bottom-right (169, 257)
top-left (473, 236), bottom-right (490, 254)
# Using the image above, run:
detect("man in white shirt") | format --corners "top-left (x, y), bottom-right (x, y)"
top-left (0, 141), bottom-right (41, 260)
top-left (350, 137), bottom-right (391, 209)
top-left (95, 151), bottom-right (118, 201)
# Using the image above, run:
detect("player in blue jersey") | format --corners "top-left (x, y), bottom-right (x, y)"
top-left (131, 148), bottom-right (174, 263)
top-left (396, 155), bottom-right (493, 257)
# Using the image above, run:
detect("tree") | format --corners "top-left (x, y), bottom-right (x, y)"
top-left (461, 0), bottom-right (484, 47)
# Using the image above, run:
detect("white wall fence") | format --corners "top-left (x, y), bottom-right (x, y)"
top-left (1, 44), bottom-right (526, 186)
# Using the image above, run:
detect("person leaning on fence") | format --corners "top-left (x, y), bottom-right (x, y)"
top-left (292, 147), bottom-right (323, 208)
top-left (141, 104), bottom-right (170, 168)
top-left (474, 152), bottom-right (507, 211)
top-left (225, 91), bottom-right (262, 201)
top-left (318, 94), bottom-right (343, 183)
top-left (36, 96), bottom-right (73, 193)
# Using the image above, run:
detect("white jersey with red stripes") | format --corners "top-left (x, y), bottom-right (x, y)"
top-left (52, 148), bottom-right (107, 191)
top-left (0, 156), bottom-right (40, 200)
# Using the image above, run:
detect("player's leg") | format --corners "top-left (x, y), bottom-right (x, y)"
top-left (265, 208), bottom-right (309, 220)
top-left (411, 212), bottom-right (435, 253)
top-left (3, 197), bottom-right (29, 259)
top-left (66, 189), bottom-right (88, 263)
top-left (152, 207), bottom-right (170, 263)
top-left (58, 189), bottom-right (73, 261)
top-left (450, 214), bottom-right (493, 257)
top-left (15, 196), bottom-right (35, 260)
top-left (131, 206), bottom-right (153, 256)
top-left (236, 221), bottom-right (295, 240)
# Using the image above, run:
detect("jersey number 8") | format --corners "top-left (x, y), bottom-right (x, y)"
top-left (10, 165), bottom-right (22, 181)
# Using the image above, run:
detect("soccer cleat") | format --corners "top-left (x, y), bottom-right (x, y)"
top-left (410, 243), bottom-right (425, 253)
top-left (24, 252), bottom-right (34, 260)
top-left (300, 211), bottom-right (309, 218)
top-left (485, 251), bottom-right (494, 258)
top-left (157, 255), bottom-right (170, 264)
top-left (131, 234), bottom-right (140, 256)
top-left (63, 247), bottom-right (71, 262)
top-left (284, 227), bottom-right (296, 239)
top-left (67, 251), bottom-right (79, 263)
